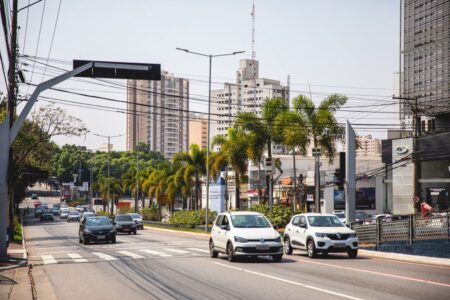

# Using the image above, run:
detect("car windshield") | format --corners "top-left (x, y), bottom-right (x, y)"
top-left (230, 214), bottom-right (271, 228)
top-left (334, 213), bottom-right (345, 218)
top-left (356, 212), bottom-right (368, 219)
top-left (115, 215), bottom-right (132, 221)
top-left (308, 216), bottom-right (344, 227)
top-left (129, 214), bottom-right (141, 218)
top-left (69, 211), bottom-right (79, 215)
top-left (86, 218), bottom-right (111, 226)
top-left (83, 212), bottom-right (94, 216)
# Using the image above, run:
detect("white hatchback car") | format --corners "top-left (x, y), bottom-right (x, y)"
top-left (209, 212), bottom-right (283, 262)
top-left (284, 213), bottom-right (358, 258)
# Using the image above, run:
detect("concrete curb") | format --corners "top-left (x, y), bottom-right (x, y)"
top-left (0, 260), bottom-right (28, 271)
top-left (359, 249), bottom-right (450, 267)
top-left (144, 224), bottom-right (209, 238)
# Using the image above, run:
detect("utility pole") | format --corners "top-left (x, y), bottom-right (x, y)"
top-left (135, 114), bottom-right (139, 213)
top-left (312, 148), bottom-right (321, 213)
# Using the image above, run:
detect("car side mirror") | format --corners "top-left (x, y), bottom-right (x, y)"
top-left (220, 225), bottom-right (229, 231)
top-left (299, 223), bottom-right (306, 228)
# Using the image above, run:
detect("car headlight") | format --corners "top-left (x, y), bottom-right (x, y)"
top-left (274, 236), bottom-right (281, 242)
top-left (315, 232), bottom-right (327, 238)
top-left (234, 236), bottom-right (248, 243)
top-left (349, 232), bottom-right (357, 238)
top-left (84, 229), bottom-right (91, 234)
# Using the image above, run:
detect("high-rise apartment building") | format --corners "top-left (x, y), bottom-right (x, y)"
top-left (355, 135), bottom-right (382, 157)
top-left (188, 113), bottom-right (208, 150)
top-left (401, 0), bottom-right (450, 130)
top-left (211, 59), bottom-right (288, 153)
top-left (127, 72), bottom-right (189, 160)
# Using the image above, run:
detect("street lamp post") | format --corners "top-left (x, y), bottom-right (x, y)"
top-left (176, 48), bottom-right (244, 232)
top-left (93, 133), bottom-right (123, 215)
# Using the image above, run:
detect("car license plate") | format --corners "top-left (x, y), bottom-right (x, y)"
top-left (256, 244), bottom-right (269, 250)
top-left (123, 228), bottom-right (129, 232)
top-left (97, 235), bottom-right (105, 239)
top-left (334, 243), bottom-right (346, 248)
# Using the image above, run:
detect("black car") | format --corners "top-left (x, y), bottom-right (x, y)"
top-left (51, 207), bottom-right (60, 216)
top-left (35, 207), bottom-right (44, 218)
top-left (40, 209), bottom-right (54, 222)
top-left (79, 216), bottom-right (116, 245)
top-left (113, 215), bottom-right (138, 234)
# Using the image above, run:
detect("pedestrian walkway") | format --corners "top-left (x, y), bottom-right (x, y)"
top-left (33, 247), bottom-right (209, 265)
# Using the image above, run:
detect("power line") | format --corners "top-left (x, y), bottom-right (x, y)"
top-left (40, 0), bottom-right (61, 81)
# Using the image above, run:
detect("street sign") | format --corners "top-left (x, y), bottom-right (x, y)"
top-left (73, 60), bottom-right (161, 80)
top-left (265, 157), bottom-right (274, 175)
top-left (312, 148), bottom-right (321, 157)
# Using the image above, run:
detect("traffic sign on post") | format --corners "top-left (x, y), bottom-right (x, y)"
top-left (312, 148), bottom-right (321, 157)
top-left (265, 157), bottom-right (274, 176)
top-left (73, 60), bottom-right (161, 80)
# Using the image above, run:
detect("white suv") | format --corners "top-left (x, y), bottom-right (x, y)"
top-left (283, 213), bottom-right (358, 258)
top-left (209, 211), bottom-right (283, 262)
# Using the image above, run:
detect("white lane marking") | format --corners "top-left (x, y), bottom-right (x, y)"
top-left (139, 249), bottom-right (172, 257)
top-left (213, 262), bottom-right (363, 300)
top-left (92, 252), bottom-right (118, 261)
top-left (117, 250), bottom-right (145, 259)
top-left (187, 248), bottom-right (209, 253)
top-left (41, 255), bottom-right (57, 264)
top-left (164, 248), bottom-right (190, 254)
top-left (67, 253), bottom-right (88, 263)
top-left (296, 257), bottom-right (450, 288)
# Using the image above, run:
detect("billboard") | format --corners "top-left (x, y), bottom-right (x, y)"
top-left (334, 187), bottom-right (376, 210)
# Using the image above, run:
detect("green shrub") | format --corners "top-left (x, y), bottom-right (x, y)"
top-left (248, 204), bottom-right (296, 228)
top-left (12, 216), bottom-right (22, 242)
top-left (95, 210), bottom-right (113, 217)
top-left (141, 205), bottom-right (159, 221)
top-left (117, 207), bottom-right (133, 214)
top-left (169, 209), bottom-right (217, 227)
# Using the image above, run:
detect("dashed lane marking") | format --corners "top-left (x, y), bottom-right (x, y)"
top-left (41, 255), bottom-right (57, 264)
top-left (187, 248), bottom-right (209, 253)
top-left (116, 250), bottom-right (145, 259)
top-left (213, 262), bottom-right (363, 300)
top-left (139, 249), bottom-right (173, 257)
top-left (67, 253), bottom-right (88, 263)
top-left (165, 248), bottom-right (190, 254)
top-left (92, 252), bottom-right (118, 261)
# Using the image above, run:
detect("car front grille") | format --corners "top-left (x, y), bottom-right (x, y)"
top-left (327, 234), bottom-right (349, 240)
top-left (240, 247), bottom-right (281, 254)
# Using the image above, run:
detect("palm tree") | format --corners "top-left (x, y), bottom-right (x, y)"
top-left (173, 144), bottom-right (206, 210)
top-left (212, 128), bottom-right (249, 210)
top-left (293, 93), bottom-right (348, 212)
top-left (93, 176), bottom-right (124, 214)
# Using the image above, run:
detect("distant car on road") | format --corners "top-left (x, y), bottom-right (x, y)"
top-left (354, 212), bottom-right (369, 224)
top-left (209, 211), bottom-right (283, 262)
top-left (35, 206), bottom-right (44, 218)
top-left (128, 213), bottom-right (144, 230)
top-left (80, 211), bottom-right (95, 222)
top-left (332, 210), bottom-right (346, 224)
top-left (113, 215), bottom-right (137, 235)
top-left (33, 200), bottom-right (41, 208)
top-left (31, 193), bottom-right (38, 199)
top-left (76, 205), bottom-right (84, 212)
top-left (40, 209), bottom-right (54, 222)
top-left (284, 213), bottom-right (358, 258)
top-left (79, 216), bottom-right (116, 245)
top-left (51, 207), bottom-right (60, 216)
top-left (364, 214), bottom-right (393, 225)
top-left (68, 211), bottom-right (81, 222)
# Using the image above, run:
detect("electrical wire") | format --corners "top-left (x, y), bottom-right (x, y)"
top-left (40, 0), bottom-right (61, 81)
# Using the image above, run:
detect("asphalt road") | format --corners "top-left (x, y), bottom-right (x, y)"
top-left (23, 214), bottom-right (450, 300)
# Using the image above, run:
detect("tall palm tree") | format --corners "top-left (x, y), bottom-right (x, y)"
top-left (292, 94), bottom-right (347, 163)
top-left (93, 176), bottom-right (124, 214)
top-left (212, 128), bottom-right (249, 210)
top-left (173, 144), bottom-right (206, 210)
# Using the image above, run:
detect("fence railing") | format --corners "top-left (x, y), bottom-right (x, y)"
top-left (351, 215), bottom-right (450, 248)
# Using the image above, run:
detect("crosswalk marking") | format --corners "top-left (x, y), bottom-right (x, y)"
top-left (139, 249), bottom-right (172, 257)
top-left (165, 248), bottom-right (190, 254)
top-left (117, 250), bottom-right (145, 259)
top-left (187, 248), bottom-right (209, 253)
top-left (67, 253), bottom-right (88, 263)
top-left (41, 254), bottom-right (57, 264)
top-left (92, 252), bottom-right (117, 261)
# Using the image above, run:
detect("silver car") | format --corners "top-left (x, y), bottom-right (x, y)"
top-left (128, 213), bottom-right (144, 230)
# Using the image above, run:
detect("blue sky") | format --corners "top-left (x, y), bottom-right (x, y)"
top-left (5, 0), bottom-right (400, 150)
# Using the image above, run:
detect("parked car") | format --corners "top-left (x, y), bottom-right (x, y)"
top-left (80, 211), bottom-right (95, 222)
top-left (79, 216), bottom-right (116, 245)
top-left (68, 211), bottom-right (81, 222)
top-left (40, 209), bottom-right (54, 222)
top-left (354, 212), bottom-right (369, 224)
top-left (128, 213), bottom-right (144, 230)
top-left (284, 213), bottom-right (358, 258)
top-left (33, 200), bottom-right (41, 208)
top-left (31, 193), bottom-right (38, 199)
top-left (113, 214), bottom-right (138, 234)
top-left (51, 207), bottom-right (60, 216)
top-left (209, 211), bottom-right (283, 262)
top-left (364, 214), bottom-right (393, 225)
top-left (60, 207), bottom-right (69, 219)
top-left (35, 206), bottom-right (44, 218)
top-left (332, 210), bottom-right (346, 224)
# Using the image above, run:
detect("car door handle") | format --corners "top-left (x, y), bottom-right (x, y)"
top-left (296, 230), bottom-right (299, 233)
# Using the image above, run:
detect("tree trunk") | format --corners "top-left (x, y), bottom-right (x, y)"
top-left (195, 173), bottom-right (199, 211)
top-left (257, 162), bottom-right (261, 204)
top-left (235, 172), bottom-right (240, 210)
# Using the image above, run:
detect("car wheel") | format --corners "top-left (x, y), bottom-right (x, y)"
top-left (284, 237), bottom-right (293, 255)
top-left (227, 242), bottom-right (235, 262)
top-left (307, 239), bottom-right (317, 258)
top-left (133, 230), bottom-right (137, 235)
top-left (79, 236), bottom-right (82, 243)
top-left (347, 249), bottom-right (358, 259)
top-left (83, 237), bottom-right (90, 245)
top-left (209, 240), bottom-right (218, 258)
top-left (272, 254), bottom-right (283, 262)
top-left (111, 236), bottom-right (116, 244)
top-left (128, 231), bottom-right (131, 235)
